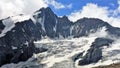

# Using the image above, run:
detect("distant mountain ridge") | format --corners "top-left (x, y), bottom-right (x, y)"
top-left (0, 7), bottom-right (120, 67)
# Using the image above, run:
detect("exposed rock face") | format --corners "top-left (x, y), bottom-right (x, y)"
top-left (0, 19), bottom-right (47, 66)
top-left (79, 38), bottom-right (113, 65)
top-left (56, 16), bottom-right (72, 38)
top-left (0, 7), bottom-right (120, 67)
top-left (33, 7), bottom-right (120, 38)
top-left (33, 7), bottom-right (57, 38)
top-left (33, 7), bottom-right (72, 38)
top-left (0, 20), bottom-right (5, 34)
top-left (72, 18), bottom-right (120, 37)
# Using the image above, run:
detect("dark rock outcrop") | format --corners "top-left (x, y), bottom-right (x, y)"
top-left (56, 16), bottom-right (72, 38)
top-left (79, 38), bottom-right (114, 65)
top-left (0, 19), bottom-right (47, 66)
top-left (33, 7), bottom-right (58, 38)
top-left (33, 7), bottom-right (73, 38)
top-left (0, 20), bottom-right (5, 34)
top-left (72, 18), bottom-right (120, 37)
top-left (72, 52), bottom-right (84, 62)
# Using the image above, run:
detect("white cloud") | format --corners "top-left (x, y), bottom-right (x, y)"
top-left (0, 0), bottom-right (72, 19)
top-left (113, 0), bottom-right (120, 15)
top-left (68, 3), bottom-right (109, 22)
top-left (68, 2), bottom-right (120, 28)
top-left (45, 0), bottom-right (72, 9)
top-left (89, 27), bottom-right (108, 38)
top-left (46, 0), bottom-right (65, 9)
top-left (0, 0), bottom-right (48, 19)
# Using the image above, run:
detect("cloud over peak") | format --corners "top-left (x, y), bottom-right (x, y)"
top-left (0, 0), bottom-right (72, 19)
top-left (0, 0), bottom-right (48, 19)
top-left (68, 2), bottom-right (120, 28)
top-left (45, 0), bottom-right (72, 9)
top-left (68, 3), bottom-right (109, 22)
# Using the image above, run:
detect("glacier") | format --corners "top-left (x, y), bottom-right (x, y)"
top-left (2, 35), bottom-right (120, 68)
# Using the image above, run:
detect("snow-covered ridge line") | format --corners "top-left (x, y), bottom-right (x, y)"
top-left (0, 14), bottom-right (33, 38)
top-left (0, 18), bottom-right (15, 37)
top-left (10, 14), bottom-right (31, 23)
top-left (1, 14), bottom-right (31, 23)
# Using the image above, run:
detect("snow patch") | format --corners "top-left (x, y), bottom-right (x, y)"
top-left (0, 14), bottom-right (34, 38)
top-left (33, 11), bottom-right (46, 31)
top-left (11, 15), bottom-right (30, 23)
top-left (12, 46), bottom-right (17, 50)
top-left (53, 18), bottom-right (58, 33)
top-left (0, 18), bottom-right (15, 37)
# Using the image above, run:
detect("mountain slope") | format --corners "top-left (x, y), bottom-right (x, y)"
top-left (0, 7), bottom-right (120, 67)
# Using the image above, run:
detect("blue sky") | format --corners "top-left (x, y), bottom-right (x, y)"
top-left (49, 0), bottom-right (119, 16)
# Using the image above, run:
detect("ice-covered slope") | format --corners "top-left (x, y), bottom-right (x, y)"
top-left (1, 36), bottom-right (96, 68)
top-left (1, 36), bottom-right (120, 68)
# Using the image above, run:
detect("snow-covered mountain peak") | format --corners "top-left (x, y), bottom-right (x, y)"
top-left (0, 7), bottom-right (120, 68)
